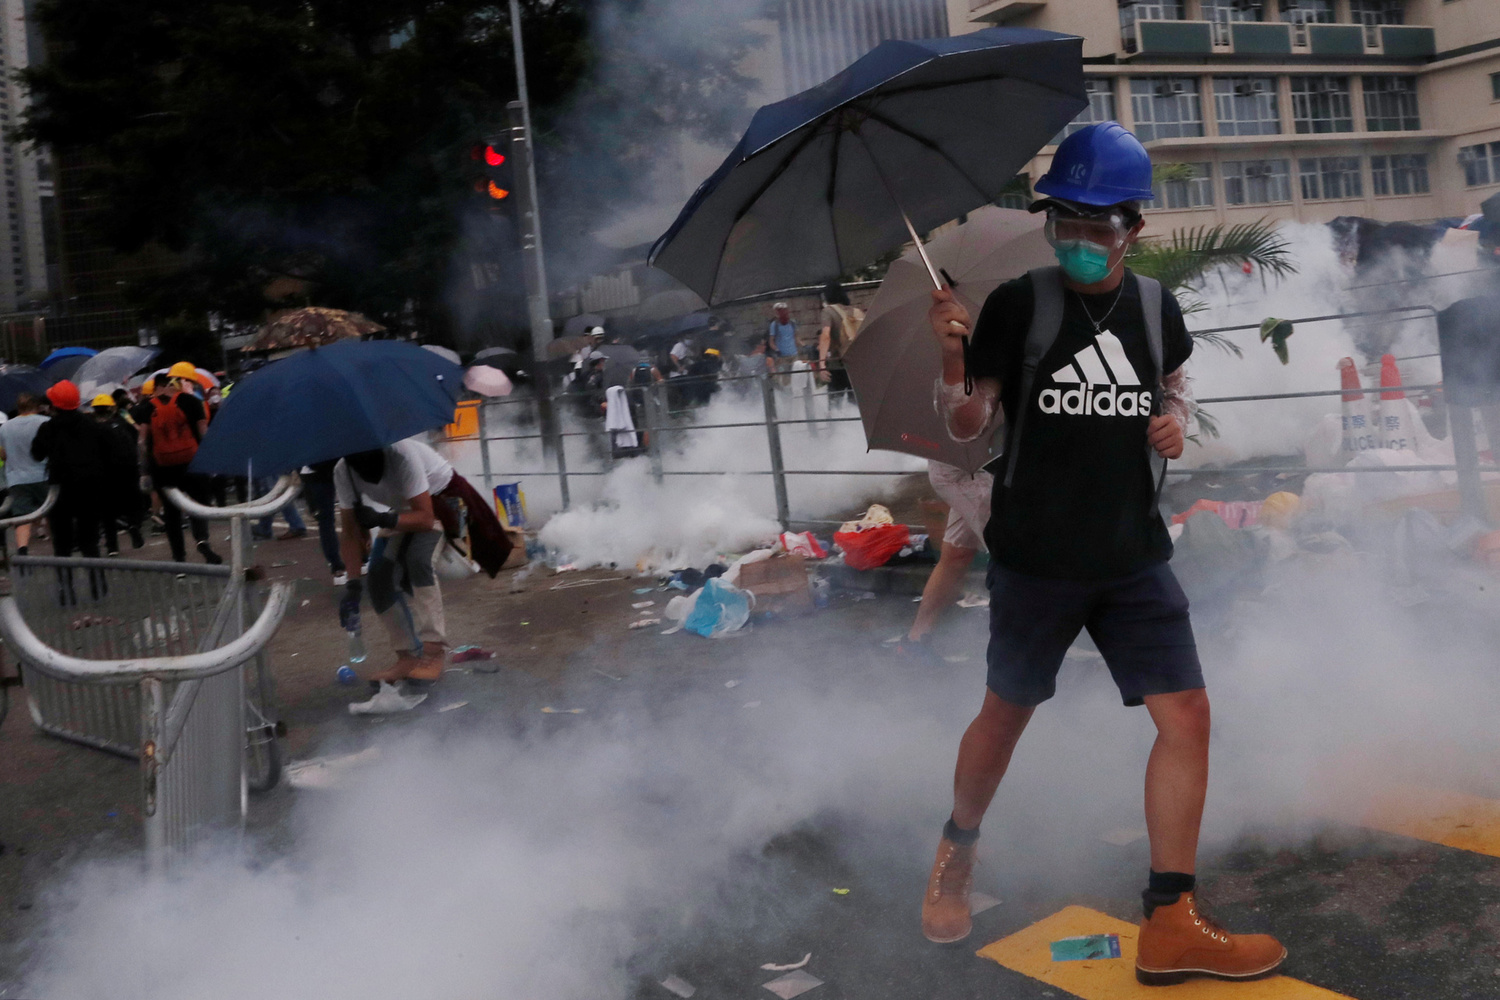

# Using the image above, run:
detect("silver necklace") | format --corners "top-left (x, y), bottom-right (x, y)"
top-left (1074, 284), bottom-right (1124, 334)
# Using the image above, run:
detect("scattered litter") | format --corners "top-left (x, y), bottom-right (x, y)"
top-left (349, 682), bottom-right (427, 715)
top-left (437, 701), bottom-right (469, 713)
top-left (540, 706), bottom-right (585, 714)
top-left (271, 560), bottom-right (296, 568)
top-left (289, 652), bottom-right (299, 657)
top-left (850, 591), bottom-right (875, 601)
top-left (744, 701), bottom-right (762, 709)
top-left (912, 596), bottom-right (922, 602)
top-left (683, 578), bottom-right (752, 637)
top-left (300, 599), bottom-right (311, 607)
top-left (1100, 827), bottom-right (1148, 847)
top-left (970, 891), bottom-right (1001, 916)
top-left (659, 975), bottom-right (696, 998)
top-left (724, 679), bottom-right (740, 688)
top-left (1049, 934), bottom-right (1121, 962)
top-left (550, 577), bottom-right (618, 591)
top-left (520, 621), bottom-right (531, 626)
top-left (956, 594), bottom-right (989, 608)
top-left (451, 647), bottom-right (496, 663)
top-left (472, 660), bottom-right (501, 674)
top-left (634, 587), bottom-right (657, 595)
top-left (284, 747), bottom-right (383, 790)
top-left (943, 654), bottom-right (971, 663)
top-left (831, 888), bottom-right (850, 896)
top-left (668, 579), bottom-right (689, 591)
top-left (761, 953), bottom-right (812, 972)
top-left (629, 618), bottom-right (662, 630)
top-left (762, 969), bottom-right (823, 999)
top-left (632, 600), bottom-right (656, 609)
top-left (593, 668), bottom-right (623, 681)
top-left (335, 665), bottom-right (358, 685)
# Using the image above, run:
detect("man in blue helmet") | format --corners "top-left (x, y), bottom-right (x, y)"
top-left (918, 122), bottom-right (1286, 985)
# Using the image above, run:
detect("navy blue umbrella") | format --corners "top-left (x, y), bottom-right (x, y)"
top-left (190, 340), bottom-right (464, 477)
top-left (649, 27), bottom-right (1085, 304)
top-left (0, 365), bottom-right (52, 413)
top-left (39, 346), bottom-right (98, 368)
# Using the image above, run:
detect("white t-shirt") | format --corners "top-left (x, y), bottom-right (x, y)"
top-left (670, 341), bottom-right (690, 361)
top-left (334, 439), bottom-right (453, 513)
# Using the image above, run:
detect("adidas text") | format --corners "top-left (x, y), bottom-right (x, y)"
top-left (1039, 384), bottom-right (1153, 417)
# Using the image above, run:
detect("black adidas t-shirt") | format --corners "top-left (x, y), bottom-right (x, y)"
top-left (968, 269), bottom-right (1192, 581)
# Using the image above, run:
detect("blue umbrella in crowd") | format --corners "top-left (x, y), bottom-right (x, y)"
top-left (0, 364), bottom-right (53, 413)
top-left (190, 339), bottom-right (464, 477)
top-left (649, 27), bottom-right (1086, 304)
top-left (38, 346), bottom-right (98, 368)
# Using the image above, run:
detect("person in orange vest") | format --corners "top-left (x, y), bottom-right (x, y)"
top-left (136, 362), bottom-right (221, 564)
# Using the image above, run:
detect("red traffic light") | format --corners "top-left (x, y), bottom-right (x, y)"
top-left (484, 145), bottom-right (505, 167)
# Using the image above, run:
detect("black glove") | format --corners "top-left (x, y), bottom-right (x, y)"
top-left (354, 503), bottom-right (398, 530)
top-left (338, 578), bottom-right (363, 632)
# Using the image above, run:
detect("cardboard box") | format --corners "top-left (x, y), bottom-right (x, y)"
top-left (738, 553), bottom-right (813, 618)
top-left (501, 527), bottom-right (528, 570)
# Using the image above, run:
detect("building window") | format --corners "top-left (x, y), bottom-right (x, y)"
top-left (1350, 0), bottom-right (1404, 48)
top-left (1458, 143), bottom-right (1500, 187)
top-left (1223, 159), bottom-right (1292, 205)
top-left (1200, 0), bottom-right (1263, 47)
top-left (1118, 0), bottom-right (1186, 53)
top-left (1491, 73), bottom-right (1500, 101)
top-left (1364, 77), bottom-right (1420, 131)
top-left (1214, 77), bottom-right (1281, 136)
top-left (1053, 79), bottom-right (1117, 145)
top-left (1129, 77), bottom-right (1204, 141)
top-left (1148, 162), bottom-right (1214, 209)
top-left (1299, 157), bottom-right (1363, 200)
top-left (1281, 0), bottom-right (1335, 47)
top-left (1370, 153), bottom-right (1430, 196)
top-left (1289, 76), bottom-right (1352, 133)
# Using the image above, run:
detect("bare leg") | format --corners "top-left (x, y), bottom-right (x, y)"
top-left (952, 689), bottom-right (1036, 830)
top-left (908, 543), bottom-right (977, 641)
top-left (15, 522), bottom-right (29, 550)
top-left (1142, 688), bottom-right (1211, 874)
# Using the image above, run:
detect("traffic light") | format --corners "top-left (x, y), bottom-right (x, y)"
top-left (469, 140), bottom-right (513, 210)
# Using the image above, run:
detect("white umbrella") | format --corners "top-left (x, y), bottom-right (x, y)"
top-left (71, 346), bottom-right (159, 398)
top-left (463, 365), bottom-right (513, 397)
top-left (423, 344), bottom-right (462, 365)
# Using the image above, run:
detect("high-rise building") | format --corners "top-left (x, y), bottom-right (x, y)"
top-left (948, 0), bottom-right (1500, 229)
top-left (0, 0), bottom-right (52, 313)
top-left (771, 0), bottom-right (951, 96)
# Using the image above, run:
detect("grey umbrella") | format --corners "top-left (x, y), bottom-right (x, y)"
top-left (73, 346), bottom-right (160, 399)
top-left (562, 313), bottom-right (606, 337)
top-left (648, 27), bottom-right (1084, 304)
top-left (843, 207), bottom-right (1053, 474)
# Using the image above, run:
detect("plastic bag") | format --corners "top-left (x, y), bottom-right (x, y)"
top-left (779, 531), bottom-right (828, 559)
top-left (682, 577), bottom-right (753, 638)
top-left (834, 523), bottom-right (911, 571)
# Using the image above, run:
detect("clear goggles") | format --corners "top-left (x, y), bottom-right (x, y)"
top-left (1043, 209), bottom-right (1132, 251)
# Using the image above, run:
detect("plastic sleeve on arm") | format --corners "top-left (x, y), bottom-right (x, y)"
top-left (1161, 366), bottom-right (1194, 428)
top-left (933, 377), bottom-right (999, 444)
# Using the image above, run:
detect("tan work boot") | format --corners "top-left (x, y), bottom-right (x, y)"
top-left (920, 837), bottom-right (976, 944)
top-left (405, 642), bottom-right (447, 683)
top-left (367, 650), bottom-right (418, 685)
top-left (1136, 893), bottom-right (1286, 986)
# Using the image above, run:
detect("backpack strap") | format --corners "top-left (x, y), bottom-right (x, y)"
top-left (1137, 273), bottom-right (1169, 505)
top-left (999, 267), bottom-right (1066, 489)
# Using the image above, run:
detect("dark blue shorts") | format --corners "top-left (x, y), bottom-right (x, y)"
top-left (985, 562), bottom-right (1203, 708)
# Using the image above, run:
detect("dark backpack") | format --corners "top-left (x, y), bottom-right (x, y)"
top-left (150, 396), bottom-right (199, 466)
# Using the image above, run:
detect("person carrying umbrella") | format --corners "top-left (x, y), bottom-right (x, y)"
top-left (919, 123), bottom-right (1285, 984)
top-left (138, 362), bottom-right (222, 565)
top-left (90, 392), bottom-right (145, 553)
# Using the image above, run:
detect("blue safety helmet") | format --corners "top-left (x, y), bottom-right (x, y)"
top-left (1031, 122), bottom-right (1154, 211)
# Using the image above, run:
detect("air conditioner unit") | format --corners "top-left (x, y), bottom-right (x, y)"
top-left (1156, 81), bottom-right (1189, 97)
top-left (1234, 80), bottom-right (1271, 96)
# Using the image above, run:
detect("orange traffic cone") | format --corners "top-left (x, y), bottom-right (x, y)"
top-left (1339, 357), bottom-right (1374, 460)
top-left (1378, 354), bottom-right (1411, 453)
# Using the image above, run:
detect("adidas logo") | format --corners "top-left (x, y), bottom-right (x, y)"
top-left (1038, 332), bottom-right (1153, 418)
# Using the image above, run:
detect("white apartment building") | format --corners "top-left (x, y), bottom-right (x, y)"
top-left (0, 0), bottom-right (50, 311)
top-left (947, 0), bottom-right (1500, 231)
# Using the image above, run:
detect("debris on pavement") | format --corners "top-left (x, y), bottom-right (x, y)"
top-left (831, 888), bottom-right (850, 895)
top-left (594, 668), bottom-right (623, 681)
top-left (284, 747), bottom-right (383, 790)
top-left (451, 646), bottom-right (496, 663)
top-left (540, 706), bottom-right (585, 714)
top-left (437, 701), bottom-right (469, 713)
top-left (634, 587), bottom-right (657, 595)
top-left (779, 531), bottom-right (828, 559)
top-left (761, 953), bottom-right (812, 972)
top-left (550, 577), bottom-right (619, 590)
top-left (632, 601), bottom-right (656, 609)
top-left (659, 975), bottom-right (697, 998)
top-left (724, 679), bottom-right (740, 688)
top-left (970, 891), bottom-right (1001, 916)
top-left (834, 505), bottom-right (910, 571)
top-left (629, 618), bottom-right (662, 629)
top-left (1100, 827), bottom-right (1148, 846)
top-left (349, 682), bottom-right (428, 715)
top-left (762, 968), bottom-right (823, 999)
top-left (1050, 934), bottom-right (1121, 962)
top-left (683, 578), bottom-right (752, 637)
top-left (956, 593), bottom-right (989, 608)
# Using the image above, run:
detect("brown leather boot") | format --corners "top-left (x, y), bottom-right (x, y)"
top-left (920, 837), bottom-right (976, 944)
top-left (367, 650), bottom-right (417, 685)
top-left (1136, 893), bottom-right (1286, 985)
top-left (405, 642), bottom-right (447, 683)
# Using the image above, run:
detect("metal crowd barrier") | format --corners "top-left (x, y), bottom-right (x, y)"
top-left (0, 478), bottom-right (297, 870)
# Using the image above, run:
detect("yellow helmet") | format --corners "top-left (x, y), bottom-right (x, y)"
top-left (167, 361), bottom-right (199, 381)
top-left (91, 393), bottom-right (116, 407)
top-left (141, 378), bottom-right (156, 395)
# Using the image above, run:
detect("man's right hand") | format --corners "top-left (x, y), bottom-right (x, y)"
top-left (338, 578), bottom-right (363, 632)
top-left (139, 475), bottom-right (152, 493)
top-left (929, 287), bottom-right (971, 353)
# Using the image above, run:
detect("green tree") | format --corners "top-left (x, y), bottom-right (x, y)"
top-left (18, 1), bottom-right (759, 344)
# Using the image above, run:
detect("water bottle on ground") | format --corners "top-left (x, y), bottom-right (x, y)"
top-left (335, 665), bottom-right (358, 685)
top-left (347, 629), bottom-right (367, 665)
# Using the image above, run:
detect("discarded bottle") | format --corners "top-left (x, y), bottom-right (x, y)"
top-left (335, 665), bottom-right (359, 686)
top-left (347, 629), bottom-right (367, 665)
top-left (811, 576), bottom-right (831, 609)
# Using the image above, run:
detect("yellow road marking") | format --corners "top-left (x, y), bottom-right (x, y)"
top-left (1356, 784), bottom-right (1500, 859)
top-left (976, 906), bottom-right (1350, 999)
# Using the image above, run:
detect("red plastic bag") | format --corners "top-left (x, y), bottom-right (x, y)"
top-left (834, 524), bottom-right (911, 571)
